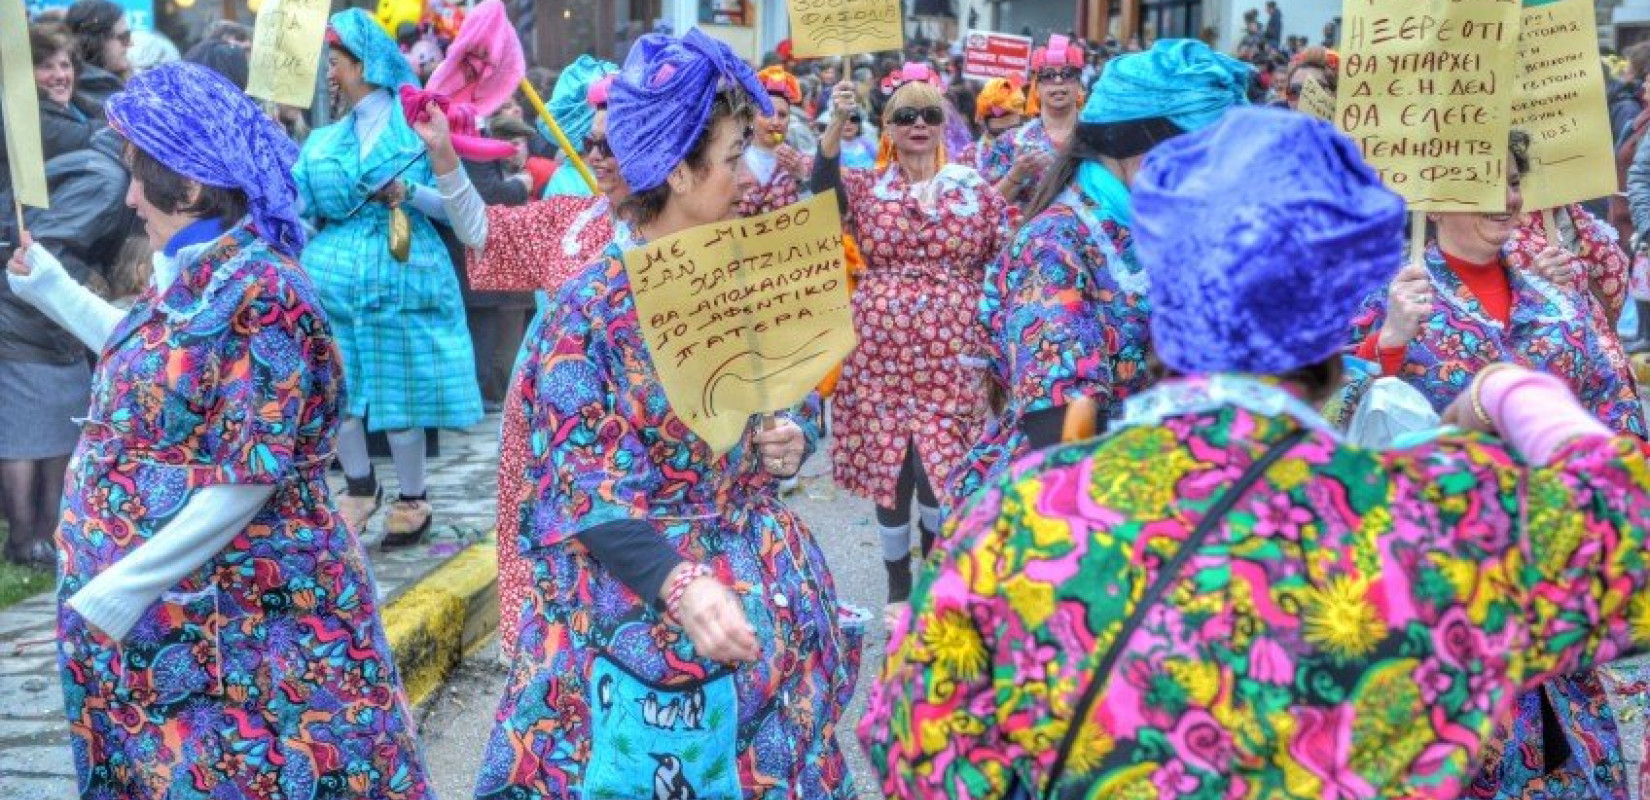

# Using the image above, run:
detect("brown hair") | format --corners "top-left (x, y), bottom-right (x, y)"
top-left (31, 24), bottom-right (73, 69)
top-left (618, 88), bottom-right (754, 228)
top-left (124, 143), bottom-right (249, 226)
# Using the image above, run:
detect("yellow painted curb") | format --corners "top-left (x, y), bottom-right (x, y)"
top-left (383, 541), bottom-right (498, 707)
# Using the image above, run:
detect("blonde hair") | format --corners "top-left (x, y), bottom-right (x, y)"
top-left (877, 81), bottom-right (949, 170)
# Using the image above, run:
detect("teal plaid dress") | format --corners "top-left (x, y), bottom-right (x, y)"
top-left (293, 97), bottom-right (481, 431)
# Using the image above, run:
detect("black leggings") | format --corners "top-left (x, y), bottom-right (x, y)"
top-left (874, 445), bottom-right (939, 529)
top-left (0, 456), bottom-right (68, 555)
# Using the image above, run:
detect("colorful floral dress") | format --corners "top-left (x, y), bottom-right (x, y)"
top-left (1350, 244), bottom-right (1645, 436)
top-left (949, 186), bottom-right (1152, 511)
top-left (735, 147), bottom-right (811, 218)
top-left (859, 376), bottom-right (1650, 800)
top-left (466, 194), bottom-right (618, 661)
top-left (979, 118), bottom-right (1059, 200)
top-left (830, 163), bottom-right (1011, 508)
top-left (473, 247), bottom-right (865, 799)
top-left (294, 92), bottom-right (481, 431)
top-left (56, 225), bottom-right (430, 800)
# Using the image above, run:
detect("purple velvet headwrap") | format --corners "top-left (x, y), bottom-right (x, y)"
top-left (608, 28), bottom-right (773, 192)
top-left (105, 62), bottom-right (305, 258)
top-left (1132, 107), bottom-right (1406, 375)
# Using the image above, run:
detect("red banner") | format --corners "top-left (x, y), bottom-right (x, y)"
top-left (962, 31), bottom-right (1033, 82)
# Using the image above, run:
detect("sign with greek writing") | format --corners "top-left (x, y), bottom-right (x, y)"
top-left (622, 192), bottom-right (857, 454)
top-left (2, 0), bottom-right (48, 209)
top-left (1336, 0), bottom-right (1522, 211)
top-left (1298, 76), bottom-right (1337, 122)
top-left (246, 0), bottom-right (330, 109)
top-left (962, 31), bottom-right (1033, 82)
top-left (1514, 0), bottom-right (1614, 209)
top-left (788, 0), bottom-right (904, 59)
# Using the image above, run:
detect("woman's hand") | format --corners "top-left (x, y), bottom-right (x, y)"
top-left (1378, 262), bottom-right (1433, 348)
top-left (776, 145), bottom-right (807, 180)
top-left (1527, 245), bottom-right (1580, 290)
top-left (667, 564), bottom-right (760, 663)
top-left (412, 100), bottom-right (461, 176)
top-left (370, 179), bottom-right (406, 207)
top-left (6, 232), bottom-right (34, 276)
top-left (830, 80), bottom-right (859, 121)
top-left (753, 417), bottom-right (805, 477)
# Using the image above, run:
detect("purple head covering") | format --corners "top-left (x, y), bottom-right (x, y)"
top-left (106, 62), bottom-right (305, 258)
top-left (1132, 107), bottom-right (1406, 375)
top-left (608, 28), bottom-right (772, 192)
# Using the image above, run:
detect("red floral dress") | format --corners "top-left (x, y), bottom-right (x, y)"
top-left (830, 163), bottom-right (1012, 507)
top-left (735, 146), bottom-right (811, 217)
top-left (466, 194), bottom-right (618, 660)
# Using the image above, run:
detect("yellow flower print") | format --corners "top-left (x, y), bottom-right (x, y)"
top-left (1092, 429), bottom-right (1199, 516)
top-left (1002, 574), bottom-right (1057, 628)
top-left (1301, 575), bottom-right (1388, 661)
top-left (1630, 593), bottom-right (1650, 646)
top-left (1166, 658), bottom-right (1221, 706)
top-left (1270, 457), bottom-right (1311, 491)
top-left (922, 608), bottom-right (989, 681)
top-left (1352, 508), bottom-right (1391, 574)
top-left (1092, 761), bottom-right (1159, 800)
top-left (1062, 722), bottom-right (1117, 776)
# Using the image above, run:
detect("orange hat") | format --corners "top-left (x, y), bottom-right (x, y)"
top-left (975, 77), bottom-right (1027, 122)
top-left (756, 65), bottom-right (801, 105)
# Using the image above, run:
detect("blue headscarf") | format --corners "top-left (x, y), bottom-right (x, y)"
top-left (1082, 39), bottom-right (1251, 131)
top-left (328, 8), bottom-right (419, 92)
top-left (609, 28), bottom-right (772, 192)
top-left (1133, 107), bottom-right (1406, 375)
top-left (539, 54), bottom-right (617, 156)
top-left (106, 62), bottom-right (306, 258)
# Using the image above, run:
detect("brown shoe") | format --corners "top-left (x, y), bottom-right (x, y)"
top-left (337, 476), bottom-right (382, 536)
top-left (381, 497), bottom-right (432, 548)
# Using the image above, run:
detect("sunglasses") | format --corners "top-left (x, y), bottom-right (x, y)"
top-left (586, 135), bottom-right (612, 158)
top-left (1037, 67), bottom-right (1080, 84)
top-left (889, 106), bottom-right (945, 127)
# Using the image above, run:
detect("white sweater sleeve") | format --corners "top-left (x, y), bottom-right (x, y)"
top-left (6, 244), bottom-right (126, 352)
top-left (67, 484), bottom-right (274, 641)
top-left (407, 167), bottom-right (488, 247)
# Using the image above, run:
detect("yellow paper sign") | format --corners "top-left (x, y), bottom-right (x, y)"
top-left (1, 0), bottom-right (49, 209)
top-left (622, 192), bottom-right (857, 454)
top-left (788, 0), bottom-right (904, 59)
top-left (1298, 77), bottom-right (1337, 122)
top-left (1514, 0), bottom-right (1615, 210)
top-left (246, 0), bottom-right (331, 109)
top-left (1336, 0), bottom-right (1522, 211)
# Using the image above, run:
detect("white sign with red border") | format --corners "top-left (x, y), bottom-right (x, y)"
top-left (962, 31), bottom-right (1033, 82)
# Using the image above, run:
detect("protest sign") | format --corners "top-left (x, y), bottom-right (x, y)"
top-left (1298, 76), bottom-right (1337, 122)
top-left (2, 0), bottom-right (49, 211)
top-left (246, 0), bottom-right (330, 109)
top-left (1513, 0), bottom-right (1615, 210)
top-left (1336, 0), bottom-right (1522, 211)
top-left (622, 192), bottom-right (857, 454)
top-left (788, 0), bottom-right (904, 59)
top-left (962, 31), bottom-right (1033, 82)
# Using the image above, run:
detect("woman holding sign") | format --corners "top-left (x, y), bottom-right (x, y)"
top-left (474, 30), bottom-right (863, 799)
top-left (949, 40), bottom-right (1252, 513)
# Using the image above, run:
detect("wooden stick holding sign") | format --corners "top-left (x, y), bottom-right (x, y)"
top-left (1410, 212), bottom-right (1427, 267)
top-left (1543, 209), bottom-right (1563, 252)
top-left (622, 192), bottom-right (858, 454)
top-left (1, 0), bottom-right (50, 236)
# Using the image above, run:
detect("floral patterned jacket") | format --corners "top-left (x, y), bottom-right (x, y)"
top-left (859, 377), bottom-right (1650, 800)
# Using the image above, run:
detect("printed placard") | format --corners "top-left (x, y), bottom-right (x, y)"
top-left (246, 0), bottom-right (330, 109)
top-left (1514, 0), bottom-right (1616, 209)
top-left (788, 0), bottom-right (904, 59)
top-left (2, 0), bottom-right (48, 209)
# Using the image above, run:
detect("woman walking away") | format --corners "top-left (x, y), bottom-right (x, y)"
top-left (7, 61), bottom-right (433, 800)
top-left (861, 107), bottom-right (1650, 800)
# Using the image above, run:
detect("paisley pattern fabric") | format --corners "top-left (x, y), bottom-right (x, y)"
top-left (294, 91), bottom-right (482, 431)
top-left (474, 247), bottom-right (864, 799)
top-left (949, 187), bottom-right (1152, 512)
top-left (859, 378), bottom-right (1650, 800)
top-left (56, 225), bottom-right (430, 800)
top-left (734, 148), bottom-right (811, 218)
top-left (979, 118), bottom-right (1059, 202)
top-left (830, 163), bottom-right (1011, 508)
top-left (1349, 244), bottom-right (1645, 436)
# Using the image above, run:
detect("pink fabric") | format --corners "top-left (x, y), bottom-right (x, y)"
top-left (423, 0), bottom-right (524, 116)
top-left (587, 74), bottom-right (615, 108)
top-left (1031, 35), bottom-right (1084, 69)
top-left (398, 86), bottom-right (517, 161)
top-left (1481, 367), bottom-right (1613, 465)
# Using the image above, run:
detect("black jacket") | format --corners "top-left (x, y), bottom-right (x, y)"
top-left (75, 65), bottom-right (124, 111)
top-left (0, 128), bottom-right (137, 365)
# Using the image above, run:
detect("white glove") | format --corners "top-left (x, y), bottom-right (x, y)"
top-left (7, 244), bottom-right (125, 352)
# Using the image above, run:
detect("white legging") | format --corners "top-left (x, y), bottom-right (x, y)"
top-left (336, 417), bottom-right (427, 497)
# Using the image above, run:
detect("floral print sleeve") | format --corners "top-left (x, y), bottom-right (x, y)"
top-left (979, 135), bottom-right (1015, 184)
top-left (993, 213), bottom-right (1116, 413)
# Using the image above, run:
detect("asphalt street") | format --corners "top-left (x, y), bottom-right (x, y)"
top-left (415, 448), bottom-right (891, 799)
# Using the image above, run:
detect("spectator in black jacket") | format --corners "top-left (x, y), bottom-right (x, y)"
top-left (0, 26), bottom-right (102, 200)
top-left (1264, 1), bottom-right (1283, 49)
top-left (63, 0), bottom-right (129, 109)
top-left (1612, 44), bottom-right (1650, 146)
top-left (0, 126), bottom-right (135, 568)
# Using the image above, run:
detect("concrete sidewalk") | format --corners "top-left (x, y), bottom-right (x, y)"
top-left (0, 416), bottom-right (504, 800)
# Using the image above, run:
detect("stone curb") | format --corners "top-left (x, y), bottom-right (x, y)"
top-left (381, 541), bottom-right (499, 707)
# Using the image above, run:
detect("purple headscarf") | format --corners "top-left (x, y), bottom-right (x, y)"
top-left (105, 62), bottom-right (305, 258)
top-left (608, 28), bottom-right (773, 192)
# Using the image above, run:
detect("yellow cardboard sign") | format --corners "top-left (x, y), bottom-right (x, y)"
top-left (1336, 0), bottom-right (1522, 211)
top-left (1, 0), bottom-right (49, 209)
top-left (622, 192), bottom-right (857, 454)
top-left (246, 0), bottom-right (331, 109)
top-left (1514, 0), bottom-right (1615, 210)
top-left (788, 0), bottom-right (905, 59)
top-left (1298, 77), bottom-right (1337, 122)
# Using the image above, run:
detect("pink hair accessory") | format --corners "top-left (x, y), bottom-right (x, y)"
top-left (587, 74), bottom-right (616, 108)
top-left (399, 85), bottom-right (517, 161)
top-left (1031, 34), bottom-right (1085, 70)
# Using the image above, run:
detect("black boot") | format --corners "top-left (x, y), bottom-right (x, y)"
top-left (885, 554), bottom-right (914, 604)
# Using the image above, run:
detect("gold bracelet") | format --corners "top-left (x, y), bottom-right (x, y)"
top-left (1468, 363), bottom-right (1519, 432)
